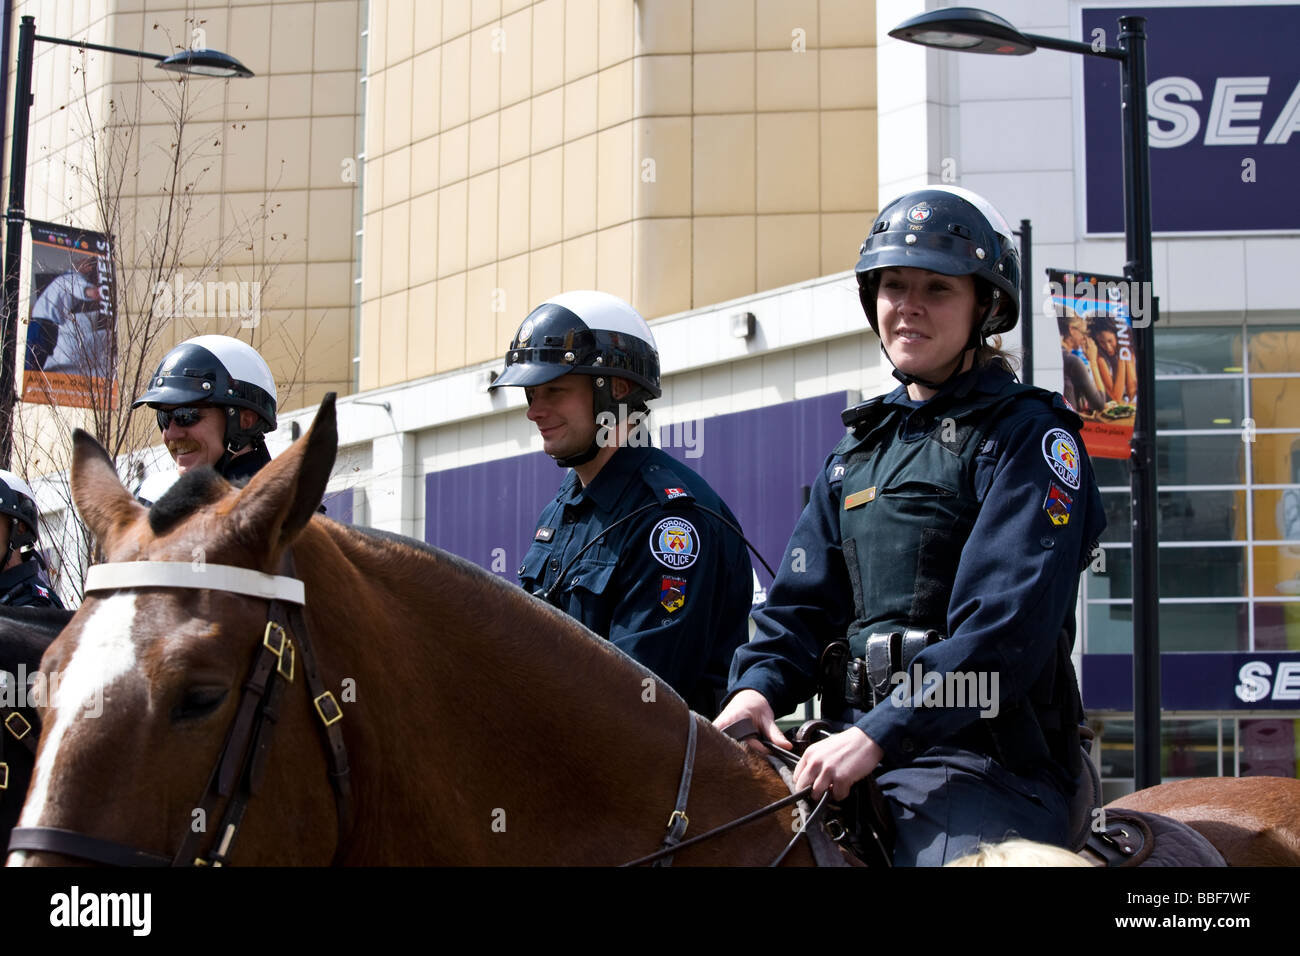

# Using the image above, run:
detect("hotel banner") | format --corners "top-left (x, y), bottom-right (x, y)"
top-left (1049, 269), bottom-right (1138, 460)
top-left (21, 220), bottom-right (118, 409)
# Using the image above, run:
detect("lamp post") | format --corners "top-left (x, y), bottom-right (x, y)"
top-left (1013, 218), bottom-right (1033, 385)
top-left (0, 14), bottom-right (253, 466)
top-left (889, 7), bottom-right (1162, 789)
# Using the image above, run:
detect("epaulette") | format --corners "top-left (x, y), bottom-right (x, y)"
top-left (641, 461), bottom-right (696, 506)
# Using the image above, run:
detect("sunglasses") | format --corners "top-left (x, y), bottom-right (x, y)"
top-left (155, 406), bottom-right (209, 430)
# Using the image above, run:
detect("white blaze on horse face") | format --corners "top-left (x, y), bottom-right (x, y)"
top-left (14, 593), bottom-right (140, 837)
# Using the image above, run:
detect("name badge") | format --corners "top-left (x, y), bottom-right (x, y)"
top-left (844, 486), bottom-right (876, 510)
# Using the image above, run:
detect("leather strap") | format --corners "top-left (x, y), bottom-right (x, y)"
top-left (8, 826), bottom-right (170, 866)
top-left (653, 714), bottom-right (698, 867)
top-left (281, 555), bottom-right (352, 852)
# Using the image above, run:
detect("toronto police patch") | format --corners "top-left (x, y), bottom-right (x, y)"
top-left (1043, 483), bottom-right (1073, 526)
top-left (660, 576), bottom-right (686, 613)
top-left (649, 517), bottom-right (699, 570)
top-left (1042, 428), bottom-right (1081, 490)
top-left (907, 202), bottom-right (933, 224)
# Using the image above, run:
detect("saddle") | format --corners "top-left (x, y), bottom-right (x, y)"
top-left (1067, 727), bottom-right (1225, 867)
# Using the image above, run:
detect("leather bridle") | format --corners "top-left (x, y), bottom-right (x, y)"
top-left (7, 553), bottom-right (352, 866)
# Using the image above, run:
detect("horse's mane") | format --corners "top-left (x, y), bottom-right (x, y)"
top-left (149, 466), bottom-right (229, 535)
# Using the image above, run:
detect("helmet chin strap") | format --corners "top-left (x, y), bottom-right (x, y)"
top-left (553, 377), bottom-right (614, 469)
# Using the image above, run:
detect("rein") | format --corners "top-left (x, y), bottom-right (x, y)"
top-left (622, 718), bottom-right (830, 867)
top-left (7, 554), bottom-right (351, 867)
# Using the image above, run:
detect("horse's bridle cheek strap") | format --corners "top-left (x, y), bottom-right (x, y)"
top-left (8, 551), bottom-right (351, 867)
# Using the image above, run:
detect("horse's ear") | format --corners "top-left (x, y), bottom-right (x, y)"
top-left (232, 392), bottom-right (338, 562)
top-left (70, 429), bottom-right (142, 547)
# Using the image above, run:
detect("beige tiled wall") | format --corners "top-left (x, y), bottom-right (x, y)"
top-left (9, 0), bottom-right (364, 433)
top-left (360, 0), bottom-right (878, 391)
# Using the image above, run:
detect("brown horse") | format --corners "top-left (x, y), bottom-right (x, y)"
top-left (7, 394), bottom-right (1299, 866)
top-left (6, 396), bottom-right (815, 866)
top-left (1108, 776), bottom-right (1300, 866)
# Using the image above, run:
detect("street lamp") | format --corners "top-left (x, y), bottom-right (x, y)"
top-left (890, 7), bottom-right (1162, 789)
top-left (0, 15), bottom-right (253, 465)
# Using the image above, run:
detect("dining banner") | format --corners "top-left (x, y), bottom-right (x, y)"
top-left (1049, 269), bottom-right (1138, 460)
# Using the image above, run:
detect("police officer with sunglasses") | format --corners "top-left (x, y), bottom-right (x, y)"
top-left (133, 335), bottom-right (278, 485)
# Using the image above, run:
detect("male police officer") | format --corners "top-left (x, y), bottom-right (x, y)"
top-left (492, 291), bottom-right (752, 718)
top-left (0, 470), bottom-right (63, 608)
top-left (133, 335), bottom-right (278, 484)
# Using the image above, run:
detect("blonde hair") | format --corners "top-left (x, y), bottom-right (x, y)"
top-left (945, 839), bottom-right (1094, 868)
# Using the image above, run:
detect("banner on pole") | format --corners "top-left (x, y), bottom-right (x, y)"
top-left (1048, 269), bottom-right (1139, 460)
top-left (21, 220), bottom-right (117, 410)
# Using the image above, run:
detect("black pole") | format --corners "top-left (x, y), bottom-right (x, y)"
top-left (0, 14), bottom-right (34, 467)
top-left (1016, 219), bottom-right (1033, 385)
top-left (1118, 15), bottom-right (1161, 789)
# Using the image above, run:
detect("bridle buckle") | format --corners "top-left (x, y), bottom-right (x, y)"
top-left (313, 691), bottom-right (343, 727)
top-left (5, 711), bottom-right (32, 740)
top-left (262, 622), bottom-right (295, 682)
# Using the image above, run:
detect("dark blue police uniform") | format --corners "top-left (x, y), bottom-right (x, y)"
top-left (520, 444), bottom-right (752, 719)
top-left (221, 444), bottom-right (272, 484)
top-left (728, 363), bottom-right (1105, 865)
top-left (0, 559), bottom-right (63, 609)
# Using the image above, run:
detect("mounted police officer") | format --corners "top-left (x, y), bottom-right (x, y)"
top-left (716, 186), bottom-right (1105, 865)
top-left (0, 470), bottom-right (63, 608)
top-left (492, 291), bottom-right (752, 719)
top-left (132, 335), bottom-right (278, 485)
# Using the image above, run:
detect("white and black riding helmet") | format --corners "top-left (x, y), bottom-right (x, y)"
top-left (492, 291), bottom-right (662, 466)
top-left (856, 185), bottom-right (1021, 388)
top-left (133, 335), bottom-right (278, 453)
top-left (0, 469), bottom-right (41, 553)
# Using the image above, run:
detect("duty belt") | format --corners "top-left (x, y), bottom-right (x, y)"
top-left (822, 628), bottom-right (945, 711)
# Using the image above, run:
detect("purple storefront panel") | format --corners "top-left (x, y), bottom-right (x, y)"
top-left (1083, 5), bottom-right (1300, 233)
top-left (424, 391), bottom-right (852, 585)
top-left (321, 488), bottom-right (354, 525)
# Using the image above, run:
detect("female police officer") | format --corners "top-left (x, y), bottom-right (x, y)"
top-left (716, 186), bottom-right (1105, 866)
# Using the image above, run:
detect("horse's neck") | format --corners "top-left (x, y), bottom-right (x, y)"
top-left (300, 525), bottom-right (798, 864)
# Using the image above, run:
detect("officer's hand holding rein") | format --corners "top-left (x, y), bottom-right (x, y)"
top-left (713, 689), bottom-right (792, 753)
top-left (793, 727), bottom-right (885, 802)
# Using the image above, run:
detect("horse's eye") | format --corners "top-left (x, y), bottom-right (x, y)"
top-left (172, 686), bottom-right (228, 722)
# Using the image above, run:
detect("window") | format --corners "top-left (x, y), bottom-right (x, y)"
top-left (1083, 324), bottom-right (1300, 653)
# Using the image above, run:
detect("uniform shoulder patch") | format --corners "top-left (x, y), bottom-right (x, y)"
top-left (1042, 427), bottom-right (1081, 490)
top-left (1043, 483), bottom-right (1073, 526)
top-left (659, 576), bottom-right (686, 612)
top-left (649, 516), bottom-right (699, 570)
